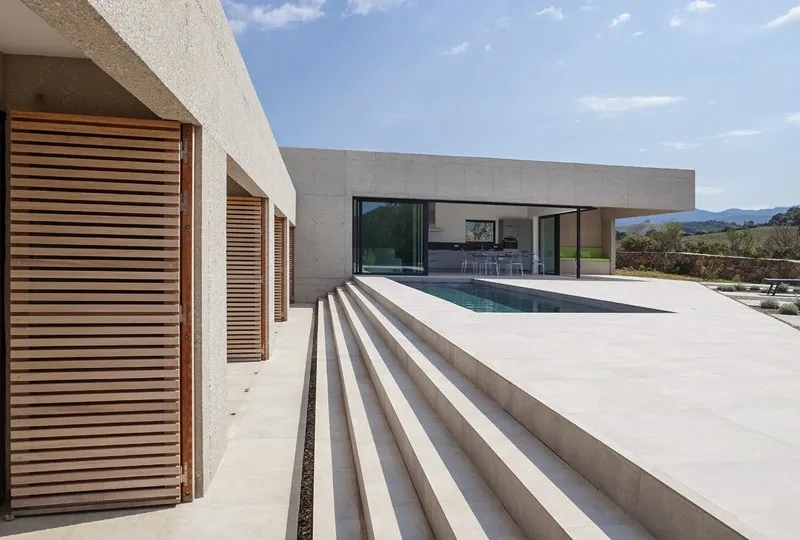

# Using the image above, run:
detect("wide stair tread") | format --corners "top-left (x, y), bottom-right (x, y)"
top-left (326, 294), bottom-right (433, 539)
top-left (314, 299), bottom-right (365, 538)
top-left (336, 287), bottom-right (525, 540)
top-left (346, 281), bottom-right (655, 540)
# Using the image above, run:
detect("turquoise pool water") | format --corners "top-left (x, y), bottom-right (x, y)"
top-left (402, 282), bottom-right (609, 313)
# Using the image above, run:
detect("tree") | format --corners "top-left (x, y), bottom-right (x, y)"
top-left (725, 228), bottom-right (757, 258)
top-left (619, 234), bottom-right (659, 252)
top-left (649, 221), bottom-right (683, 252)
top-left (764, 226), bottom-right (800, 260)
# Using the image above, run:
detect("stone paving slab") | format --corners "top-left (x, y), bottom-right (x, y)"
top-left (358, 275), bottom-right (800, 540)
top-left (0, 307), bottom-right (315, 540)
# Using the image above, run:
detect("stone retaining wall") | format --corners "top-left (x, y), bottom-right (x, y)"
top-left (616, 252), bottom-right (800, 282)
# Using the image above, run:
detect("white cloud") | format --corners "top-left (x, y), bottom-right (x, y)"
top-left (536, 7), bottom-right (565, 21)
top-left (687, 1), bottom-right (715, 14)
top-left (763, 6), bottom-right (800, 29)
top-left (632, 31), bottom-right (644, 37)
top-left (670, 15), bottom-right (684, 27)
top-left (442, 42), bottom-right (469, 55)
top-left (710, 129), bottom-right (762, 139)
top-left (579, 95), bottom-right (683, 113)
top-left (580, 1), bottom-right (599, 12)
top-left (638, 148), bottom-right (647, 153)
top-left (609, 12), bottom-right (630, 28)
top-left (224, 0), bottom-right (325, 32)
top-left (660, 141), bottom-right (702, 150)
top-left (494, 15), bottom-right (512, 29)
top-left (484, 44), bottom-right (492, 52)
top-left (696, 186), bottom-right (725, 196)
top-left (346, 0), bottom-right (409, 16)
top-left (786, 113), bottom-right (800, 125)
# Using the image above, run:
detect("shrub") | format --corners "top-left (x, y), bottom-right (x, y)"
top-left (764, 227), bottom-right (800, 260)
top-left (649, 221), bottom-right (684, 252)
top-left (795, 298), bottom-right (800, 309)
top-left (777, 283), bottom-right (790, 293)
top-left (748, 285), bottom-right (764, 292)
top-left (778, 303), bottom-right (799, 316)
top-left (716, 285), bottom-right (736, 292)
top-left (725, 229), bottom-right (758, 258)
top-left (734, 282), bottom-right (747, 291)
top-left (619, 234), bottom-right (659, 252)
top-left (760, 299), bottom-right (780, 310)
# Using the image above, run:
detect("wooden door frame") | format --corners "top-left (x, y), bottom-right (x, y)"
top-left (1, 110), bottom-right (8, 510)
top-left (261, 198), bottom-right (269, 359)
top-left (179, 124), bottom-right (194, 502)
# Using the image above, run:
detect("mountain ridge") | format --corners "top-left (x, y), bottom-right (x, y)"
top-left (617, 206), bottom-right (793, 226)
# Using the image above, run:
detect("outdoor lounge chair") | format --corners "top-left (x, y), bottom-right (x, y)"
top-left (762, 278), bottom-right (800, 295)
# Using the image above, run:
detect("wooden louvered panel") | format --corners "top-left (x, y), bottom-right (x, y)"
top-left (289, 225), bottom-right (295, 304)
top-left (274, 216), bottom-right (287, 322)
top-left (226, 197), bottom-right (265, 362)
top-left (8, 111), bottom-right (182, 515)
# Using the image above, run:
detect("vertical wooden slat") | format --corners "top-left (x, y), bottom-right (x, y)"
top-left (273, 216), bottom-right (287, 322)
top-left (179, 124), bottom-right (194, 502)
top-left (261, 199), bottom-right (269, 359)
top-left (226, 197), bottom-right (264, 361)
top-left (289, 225), bottom-right (295, 305)
top-left (8, 111), bottom-right (182, 515)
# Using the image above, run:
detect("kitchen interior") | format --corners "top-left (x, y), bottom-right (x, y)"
top-left (427, 202), bottom-right (539, 273)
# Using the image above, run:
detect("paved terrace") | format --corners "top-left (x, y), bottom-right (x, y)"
top-left (358, 275), bottom-right (800, 540)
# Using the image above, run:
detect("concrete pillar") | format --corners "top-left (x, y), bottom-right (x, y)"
top-left (601, 211), bottom-right (616, 275)
top-left (192, 129), bottom-right (228, 496)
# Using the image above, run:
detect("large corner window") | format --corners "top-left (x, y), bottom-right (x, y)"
top-left (353, 198), bottom-right (427, 275)
top-left (465, 220), bottom-right (495, 243)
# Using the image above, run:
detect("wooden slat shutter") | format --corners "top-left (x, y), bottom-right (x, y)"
top-left (226, 197), bottom-right (265, 361)
top-left (289, 225), bottom-right (295, 305)
top-left (274, 216), bottom-right (287, 322)
top-left (8, 111), bottom-right (182, 515)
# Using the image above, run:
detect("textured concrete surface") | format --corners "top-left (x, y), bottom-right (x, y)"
top-left (0, 307), bottom-right (314, 540)
top-left (20, 0), bottom-right (295, 222)
top-left (193, 131), bottom-right (229, 495)
top-left (356, 275), bottom-right (800, 539)
top-left (1, 55), bottom-right (155, 117)
top-left (282, 147), bottom-right (694, 303)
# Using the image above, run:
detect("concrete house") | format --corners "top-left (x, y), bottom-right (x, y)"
top-left (24, 4), bottom-right (800, 540)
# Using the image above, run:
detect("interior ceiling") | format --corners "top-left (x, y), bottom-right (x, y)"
top-left (0, 0), bottom-right (84, 58)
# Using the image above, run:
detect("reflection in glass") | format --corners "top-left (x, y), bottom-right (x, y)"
top-left (354, 199), bottom-right (426, 274)
top-left (540, 215), bottom-right (559, 275)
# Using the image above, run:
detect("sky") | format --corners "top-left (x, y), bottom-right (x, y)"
top-left (223, 0), bottom-right (800, 212)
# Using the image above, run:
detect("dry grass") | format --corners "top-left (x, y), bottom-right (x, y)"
top-left (616, 268), bottom-right (732, 283)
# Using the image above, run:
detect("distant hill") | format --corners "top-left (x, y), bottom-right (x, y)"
top-left (616, 207), bottom-right (793, 227)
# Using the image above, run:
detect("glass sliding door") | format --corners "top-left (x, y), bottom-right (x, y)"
top-left (539, 215), bottom-right (560, 275)
top-left (353, 198), bottom-right (427, 275)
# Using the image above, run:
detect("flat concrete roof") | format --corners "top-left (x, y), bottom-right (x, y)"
top-left (357, 275), bottom-right (800, 540)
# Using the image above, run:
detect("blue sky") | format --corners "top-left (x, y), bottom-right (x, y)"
top-left (224, 0), bottom-right (800, 211)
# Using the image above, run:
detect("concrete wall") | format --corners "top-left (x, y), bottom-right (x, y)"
top-left (1, 54), bottom-right (155, 118)
top-left (21, 0), bottom-right (295, 223)
top-left (6, 0), bottom-right (298, 496)
top-left (193, 129), bottom-right (228, 496)
top-left (283, 147), bottom-right (694, 302)
top-left (430, 203), bottom-right (530, 244)
top-left (559, 210), bottom-right (603, 248)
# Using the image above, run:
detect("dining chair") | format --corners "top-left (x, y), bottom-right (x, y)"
top-left (460, 249), bottom-right (476, 274)
top-left (532, 253), bottom-right (545, 275)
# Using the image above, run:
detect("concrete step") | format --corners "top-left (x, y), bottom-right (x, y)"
top-left (355, 277), bottom-right (756, 540)
top-left (326, 294), bottom-right (433, 539)
top-left (313, 299), bottom-right (365, 538)
top-left (346, 282), bottom-right (654, 540)
top-left (335, 287), bottom-right (525, 540)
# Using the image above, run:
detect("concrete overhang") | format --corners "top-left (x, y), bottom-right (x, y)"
top-left (0, 0), bottom-right (84, 58)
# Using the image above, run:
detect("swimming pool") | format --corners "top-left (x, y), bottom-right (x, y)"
top-left (401, 281), bottom-right (611, 313)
